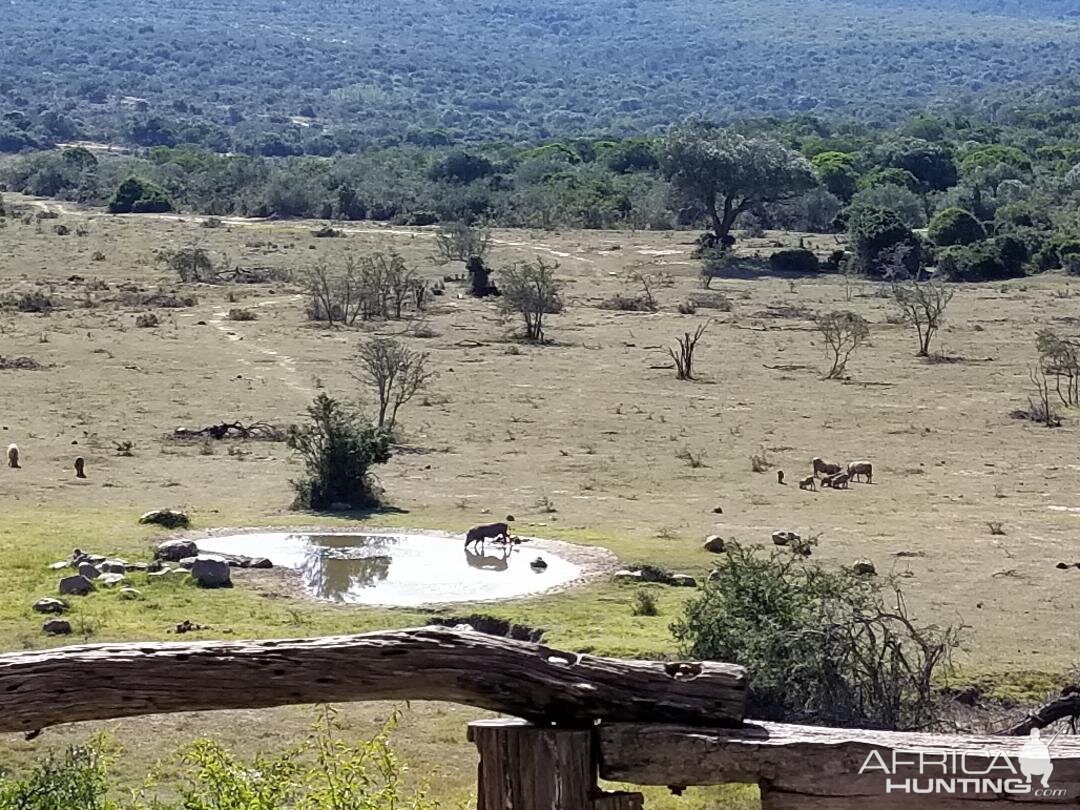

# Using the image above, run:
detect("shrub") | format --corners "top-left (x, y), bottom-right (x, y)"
top-left (670, 543), bottom-right (961, 729)
top-left (162, 246), bottom-right (217, 283)
top-left (135, 312), bottom-right (160, 328)
top-left (769, 249), bottom-right (819, 274)
top-left (354, 337), bottom-right (435, 431)
top-left (816, 310), bottom-right (870, 379)
top-left (498, 258), bottom-right (563, 342)
top-left (10, 290), bottom-right (54, 313)
top-left (928, 207), bottom-right (985, 247)
top-left (0, 736), bottom-right (116, 810)
top-left (936, 237), bottom-right (1027, 282)
top-left (108, 176), bottom-right (173, 214)
top-left (227, 308), bottom-right (257, 321)
top-left (631, 589), bottom-right (660, 617)
top-left (286, 394), bottom-right (392, 510)
top-left (846, 205), bottom-right (917, 276)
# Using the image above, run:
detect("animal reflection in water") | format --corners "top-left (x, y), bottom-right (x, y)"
top-left (465, 544), bottom-right (513, 572)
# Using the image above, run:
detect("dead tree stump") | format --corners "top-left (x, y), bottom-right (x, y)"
top-left (74, 457), bottom-right (85, 478)
top-left (469, 718), bottom-right (643, 810)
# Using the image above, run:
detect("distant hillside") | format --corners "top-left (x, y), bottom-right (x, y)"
top-left (2, 0), bottom-right (1080, 153)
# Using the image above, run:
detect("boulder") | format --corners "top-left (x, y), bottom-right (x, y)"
top-left (139, 509), bottom-right (190, 529)
top-left (147, 568), bottom-right (174, 579)
top-left (772, 530), bottom-right (800, 547)
top-left (43, 619), bottom-right (72, 636)
top-left (191, 555), bottom-right (232, 588)
top-left (98, 573), bottom-right (127, 587)
top-left (156, 539), bottom-right (198, 562)
top-left (59, 574), bottom-right (93, 596)
top-left (614, 570), bottom-right (644, 583)
top-left (99, 559), bottom-right (128, 574)
top-left (124, 562), bottom-right (148, 572)
top-left (77, 562), bottom-right (101, 580)
top-left (33, 597), bottom-right (67, 615)
top-left (178, 556), bottom-right (198, 570)
top-left (48, 560), bottom-right (71, 571)
top-left (852, 559), bottom-right (877, 576)
top-left (703, 535), bottom-right (726, 553)
top-left (669, 574), bottom-right (698, 588)
top-left (250, 558), bottom-right (273, 569)
top-left (118, 587), bottom-right (142, 600)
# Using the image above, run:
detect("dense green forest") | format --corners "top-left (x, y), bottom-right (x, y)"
top-left (3, 0), bottom-right (1080, 153)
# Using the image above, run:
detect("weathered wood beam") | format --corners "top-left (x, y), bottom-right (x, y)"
top-left (0, 627), bottom-right (745, 733)
top-left (469, 718), bottom-right (643, 810)
top-left (600, 722), bottom-right (1080, 806)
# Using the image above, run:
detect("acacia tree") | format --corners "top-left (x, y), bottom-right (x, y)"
top-left (662, 123), bottom-right (816, 242)
top-left (817, 311), bottom-right (870, 379)
top-left (498, 258), bottom-right (563, 342)
top-left (354, 337), bottom-right (436, 431)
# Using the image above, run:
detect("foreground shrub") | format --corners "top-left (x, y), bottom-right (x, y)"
top-left (287, 394), bottom-right (391, 510)
top-left (671, 543), bottom-right (960, 730)
top-left (0, 737), bottom-right (116, 810)
top-left (0, 710), bottom-right (437, 810)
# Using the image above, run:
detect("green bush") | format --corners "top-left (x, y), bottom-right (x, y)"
top-left (108, 176), bottom-right (173, 214)
top-left (846, 205), bottom-right (917, 276)
top-left (286, 394), bottom-right (392, 510)
top-left (0, 737), bottom-right (117, 810)
top-left (631, 589), bottom-right (660, 616)
top-left (768, 248), bottom-right (819, 274)
top-left (928, 207), bottom-right (985, 247)
top-left (936, 236), bottom-right (1028, 282)
top-left (671, 543), bottom-right (960, 730)
top-left (0, 710), bottom-right (437, 810)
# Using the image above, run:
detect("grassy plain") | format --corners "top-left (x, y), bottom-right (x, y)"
top-left (1, 195), bottom-right (1077, 806)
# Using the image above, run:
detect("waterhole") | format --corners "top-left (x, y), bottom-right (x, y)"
top-left (199, 531), bottom-right (582, 607)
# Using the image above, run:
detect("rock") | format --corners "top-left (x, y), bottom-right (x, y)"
top-left (99, 559), bottom-right (128, 574)
top-left (191, 555), bottom-right (232, 588)
top-left (669, 574), bottom-right (698, 588)
top-left (614, 570), bottom-right (644, 583)
top-left (772, 530), bottom-right (800, 547)
top-left (48, 560), bottom-right (71, 570)
top-left (530, 557), bottom-right (548, 570)
top-left (33, 597), bottom-right (67, 614)
top-left (98, 573), bottom-right (127, 587)
top-left (124, 562), bottom-right (148, 572)
top-left (59, 574), bottom-right (94, 596)
top-left (1057, 562), bottom-right (1070, 570)
top-left (77, 562), bottom-right (101, 579)
top-left (43, 619), bottom-right (72, 636)
top-left (146, 559), bottom-right (164, 573)
top-left (174, 619), bottom-right (209, 634)
top-left (251, 558), bottom-right (273, 569)
top-left (178, 556), bottom-right (198, 570)
top-left (156, 539), bottom-right (198, 562)
top-left (329, 501), bottom-right (353, 512)
top-left (139, 509), bottom-right (190, 529)
top-left (118, 587), bottom-right (142, 600)
top-left (852, 559), bottom-right (877, 576)
top-left (147, 568), bottom-right (174, 579)
top-left (711, 505), bottom-right (724, 514)
top-left (703, 535), bottom-right (726, 553)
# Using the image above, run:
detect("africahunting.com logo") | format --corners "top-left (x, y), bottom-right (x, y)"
top-left (859, 729), bottom-right (1067, 798)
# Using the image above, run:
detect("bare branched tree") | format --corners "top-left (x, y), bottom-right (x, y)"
top-left (1036, 329), bottom-right (1080, 407)
top-left (498, 257), bottom-right (563, 342)
top-left (354, 337), bottom-right (436, 431)
top-left (434, 221), bottom-right (492, 265)
top-left (669, 321), bottom-right (709, 380)
top-left (817, 310), bottom-right (870, 379)
top-left (1029, 363), bottom-right (1061, 428)
top-left (162, 244), bottom-right (216, 283)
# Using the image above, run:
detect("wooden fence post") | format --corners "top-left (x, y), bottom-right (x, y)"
top-left (469, 718), bottom-right (644, 810)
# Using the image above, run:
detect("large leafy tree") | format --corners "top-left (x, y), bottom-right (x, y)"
top-left (662, 123), bottom-right (816, 241)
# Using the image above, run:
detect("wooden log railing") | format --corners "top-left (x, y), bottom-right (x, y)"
top-left (2, 627), bottom-right (1078, 808)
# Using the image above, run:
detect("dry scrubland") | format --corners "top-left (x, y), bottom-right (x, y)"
top-left (0, 194), bottom-right (1077, 806)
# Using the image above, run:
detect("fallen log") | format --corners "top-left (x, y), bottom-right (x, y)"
top-left (1002, 690), bottom-right (1080, 736)
top-left (600, 721), bottom-right (1080, 807)
top-left (0, 627), bottom-right (745, 734)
